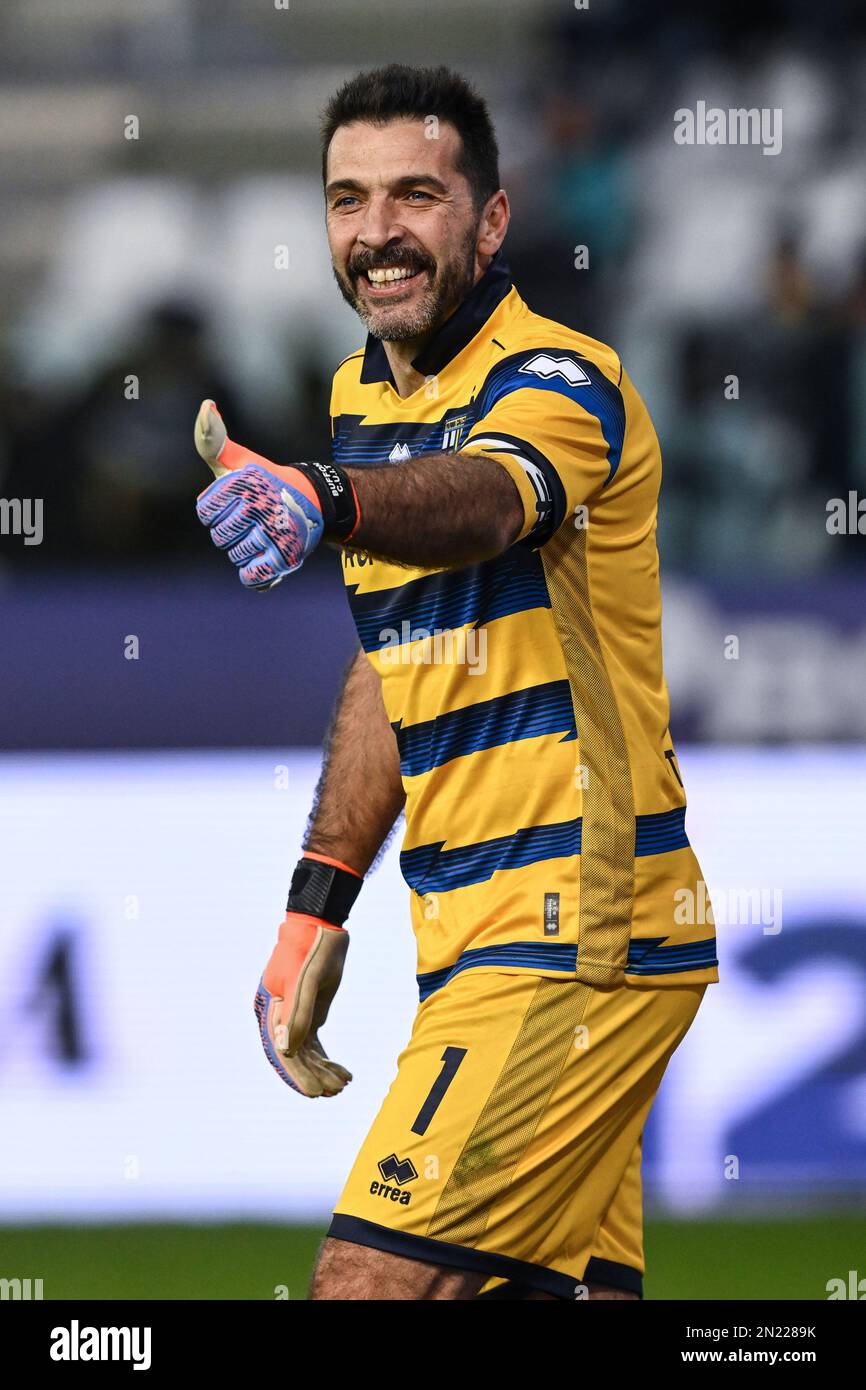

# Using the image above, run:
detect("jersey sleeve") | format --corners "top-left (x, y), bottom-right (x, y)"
top-left (458, 350), bottom-right (626, 544)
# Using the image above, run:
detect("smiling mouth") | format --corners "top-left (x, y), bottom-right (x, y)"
top-left (357, 265), bottom-right (428, 297)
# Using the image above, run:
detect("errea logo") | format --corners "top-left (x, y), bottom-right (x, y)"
top-left (371, 1153), bottom-right (418, 1206)
top-left (378, 1154), bottom-right (418, 1186)
top-left (518, 354), bottom-right (591, 388)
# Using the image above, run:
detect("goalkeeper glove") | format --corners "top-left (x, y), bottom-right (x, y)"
top-left (254, 853), bottom-right (362, 1098)
top-left (194, 399), bottom-right (360, 590)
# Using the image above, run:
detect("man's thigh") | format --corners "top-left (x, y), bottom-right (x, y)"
top-left (317, 969), bottom-right (705, 1300)
top-left (309, 1238), bottom-right (636, 1300)
top-left (310, 1236), bottom-right (485, 1300)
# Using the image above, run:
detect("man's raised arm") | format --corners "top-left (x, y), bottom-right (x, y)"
top-left (193, 400), bottom-right (526, 586)
top-left (342, 449), bottom-right (523, 568)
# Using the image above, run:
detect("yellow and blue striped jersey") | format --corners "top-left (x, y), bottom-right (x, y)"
top-left (331, 252), bottom-right (718, 993)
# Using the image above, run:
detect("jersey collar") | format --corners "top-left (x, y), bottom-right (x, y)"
top-left (359, 250), bottom-right (514, 386)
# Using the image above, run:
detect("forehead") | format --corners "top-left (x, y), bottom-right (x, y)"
top-left (326, 117), bottom-right (465, 187)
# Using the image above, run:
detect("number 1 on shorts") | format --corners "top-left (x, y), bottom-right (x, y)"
top-left (410, 1046), bottom-right (467, 1136)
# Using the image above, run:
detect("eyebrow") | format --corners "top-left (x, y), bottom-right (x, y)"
top-left (325, 173), bottom-right (450, 199)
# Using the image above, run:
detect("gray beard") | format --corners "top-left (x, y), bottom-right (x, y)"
top-left (333, 231), bottom-right (477, 345)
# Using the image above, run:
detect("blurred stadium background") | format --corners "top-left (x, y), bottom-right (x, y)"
top-left (1, 0), bottom-right (865, 1300)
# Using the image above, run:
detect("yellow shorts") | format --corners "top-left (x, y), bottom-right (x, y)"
top-left (328, 970), bottom-right (706, 1298)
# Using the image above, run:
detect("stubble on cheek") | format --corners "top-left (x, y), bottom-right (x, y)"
top-left (331, 214), bottom-right (478, 342)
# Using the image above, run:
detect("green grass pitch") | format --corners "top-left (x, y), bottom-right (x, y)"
top-left (2, 1215), bottom-right (863, 1300)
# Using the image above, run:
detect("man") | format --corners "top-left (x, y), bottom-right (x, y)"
top-left (195, 63), bottom-right (718, 1301)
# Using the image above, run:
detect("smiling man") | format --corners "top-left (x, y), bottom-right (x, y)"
top-left (194, 63), bottom-right (719, 1301)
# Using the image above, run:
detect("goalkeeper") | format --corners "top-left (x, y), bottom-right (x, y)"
top-left (195, 64), bottom-right (718, 1302)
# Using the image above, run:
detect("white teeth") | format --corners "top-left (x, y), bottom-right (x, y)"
top-left (367, 266), bottom-right (416, 283)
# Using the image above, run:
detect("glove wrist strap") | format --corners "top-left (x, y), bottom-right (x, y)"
top-left (287, 852), bottom-right (363, 927)
top-left (294, 461), bottom-right (360, 543)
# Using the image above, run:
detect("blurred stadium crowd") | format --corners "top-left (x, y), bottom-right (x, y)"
top-left (0, 0), bottom-right (864, 576)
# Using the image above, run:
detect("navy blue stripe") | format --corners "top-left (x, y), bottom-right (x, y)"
top-left (334, 440), bottom-right (434, 464)
top-left (394, 681), bottom-right (576, 777)
top-left (347, 546), bottom-right (550, 654)
top-left (401, 818), bottom-right (582, 895)
top-left (332, 412), bottom-right (478, 465)
top-left (334, 444), bottom-right (422, 462)
top-left (582, 1258), bottom-right (643, 1298)
top-left (416, 936), bottom-right (717, 1001)
top-left (333, 420), bottom-right (436, 446)
top-left (402, 807), bottom-right (688, 896)
top-left (625, 936), bottom-right (718, 974)
top-left (474, 350), bottom-right (626, 485)
top-left (634, 806), bottom-right (689, 855)
top-left (418, 942), bottom-right (579, 1001)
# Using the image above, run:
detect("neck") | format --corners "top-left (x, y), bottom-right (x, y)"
top-left (369, 254), bottom-right (500, 398)
top-left (382, 255), bottom-right (496, 398)
top-left (382, 339), bottom-right (431, 399)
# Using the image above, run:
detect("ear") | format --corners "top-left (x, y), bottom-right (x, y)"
top-left (477, 189), bottom-right (510, 259)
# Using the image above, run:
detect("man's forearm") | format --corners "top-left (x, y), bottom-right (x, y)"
top-left (345, 451), bottom-right (524, 569)
top-left (194, 402), bottom-right (527, 586)
top-left (304, 648), bottom-right (405, 874)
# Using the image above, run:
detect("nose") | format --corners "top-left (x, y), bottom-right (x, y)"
top-left (356, 195), bottom-right (406, 252)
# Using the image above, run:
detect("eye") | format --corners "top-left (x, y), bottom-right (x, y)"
top-left (333, 195), bottom-right (359, 210)
top-left (405, 189), bottom-right (433, 202)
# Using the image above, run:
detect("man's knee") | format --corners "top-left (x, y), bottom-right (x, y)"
top-left (309, 1237), bottom-right (483, 1301)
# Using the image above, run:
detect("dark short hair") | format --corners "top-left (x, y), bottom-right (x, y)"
top-left (321, 63), bottom-right (500, 214)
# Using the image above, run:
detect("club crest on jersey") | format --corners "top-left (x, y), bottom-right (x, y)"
top-left (442, 413), bottom-right (470, 452)
top-left (518, 353), bottom-right (592, 388)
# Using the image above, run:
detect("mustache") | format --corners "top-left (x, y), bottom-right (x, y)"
top-left (348, 250), bottom-right (435, 278)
